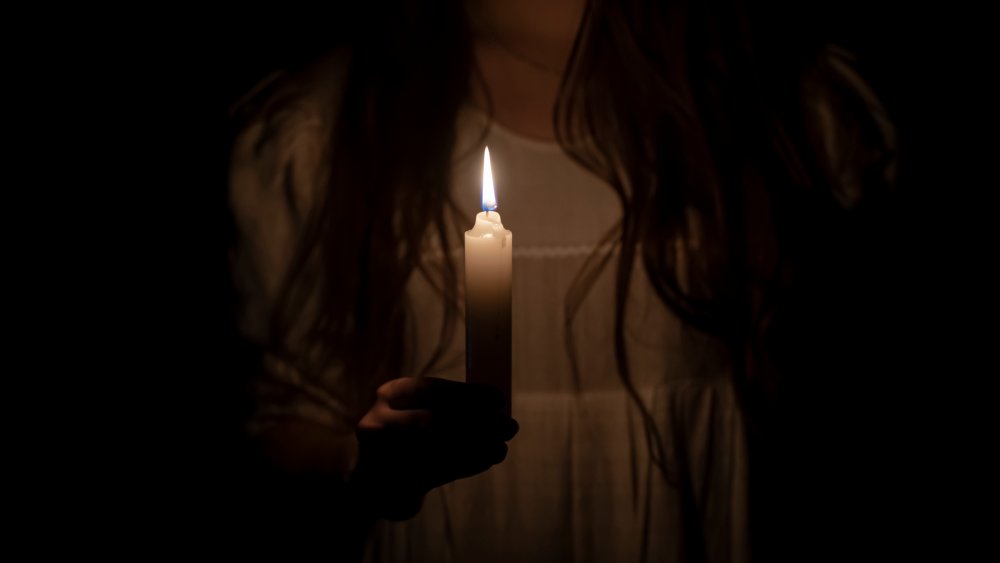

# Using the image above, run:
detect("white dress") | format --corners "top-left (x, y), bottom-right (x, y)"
top-left (230, 62), bottom-right (749, 563)
top-left (367, 107), bottom-right (748, 563)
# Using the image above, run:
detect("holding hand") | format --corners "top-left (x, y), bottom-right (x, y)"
top-left (354, 377), bottom-right (518, 520)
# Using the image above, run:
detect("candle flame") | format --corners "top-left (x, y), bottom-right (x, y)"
top-left (482, 146), bottom-right (497, 212)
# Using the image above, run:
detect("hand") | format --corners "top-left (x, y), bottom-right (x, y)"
top-left (353, 377), bottom-right (518, 520)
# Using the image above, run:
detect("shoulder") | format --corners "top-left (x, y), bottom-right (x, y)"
top-left (798, 45), bottom-right (897, 209)
top-left (228, 49), bottom-right (353, 340)
top-left (229, 48), bottom-right (352, 217)
top-left (230, 47), bottom-right (352, 144)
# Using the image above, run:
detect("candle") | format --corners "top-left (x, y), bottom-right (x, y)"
top-left (465, 147), bottom-right (513, 414)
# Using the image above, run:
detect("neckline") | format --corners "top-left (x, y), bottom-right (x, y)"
top-left (464, 104), bottom-right (564, 154)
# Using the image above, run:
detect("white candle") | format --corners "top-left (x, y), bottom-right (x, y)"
top-left (465, 147), bottom-right (513, 413)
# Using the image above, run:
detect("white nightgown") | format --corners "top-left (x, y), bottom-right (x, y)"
top-left (230, 56), bottom-right (749, 563)
top-left (364, 107), bottom-right (748, 563)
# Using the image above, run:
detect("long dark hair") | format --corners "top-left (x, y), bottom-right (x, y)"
top-left (260, 0), bottom-right (871, 524)
top-left (260, 0), bottom-right (475, 413)
top-left (556, 0), bottom-right (833, 471)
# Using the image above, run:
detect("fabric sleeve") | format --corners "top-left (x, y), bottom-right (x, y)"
top-left (800, 45), bottom-right (898, 208)
top-left (228, 63), bottom-right (359, 439)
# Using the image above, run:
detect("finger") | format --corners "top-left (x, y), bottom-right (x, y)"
top-left (377, 377), bottom-right (433, 409)
top-left (450, 382), bottom-right (505, 413)
top-left (431, 441), bottom-right (510, 485)
top-left (468, 414), bottom-right (518, 441)
top-left (498, 417), bottom-right (519, 441)
top-left (358, 403), bottom-right (433, 430)
top-left (475, 440), bottom-right (508, 470)
top-left (429, 408), bottom-right (517, 436)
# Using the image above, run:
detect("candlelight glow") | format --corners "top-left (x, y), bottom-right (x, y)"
top-left (482, 146), bottom-right (497, 211)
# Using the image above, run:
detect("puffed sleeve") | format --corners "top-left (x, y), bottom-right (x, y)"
top-left (228, 56), bottom-right (360, 439)
top-left (800, 45), bottom-right (898, 208)
top-left (753, 45), bottom-right (903, 559)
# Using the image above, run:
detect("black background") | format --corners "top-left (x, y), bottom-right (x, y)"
top-left (17, 1), bottom-right (987, 557)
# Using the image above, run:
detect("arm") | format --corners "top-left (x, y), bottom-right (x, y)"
top-left (228, 67), bottom-right (517, 550)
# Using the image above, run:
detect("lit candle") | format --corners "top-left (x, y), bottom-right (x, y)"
top-left (465, 147), bottom-right (513, 413)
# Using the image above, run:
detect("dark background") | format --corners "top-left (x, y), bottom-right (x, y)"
top-left (26, 0), bottom-right (983, 556)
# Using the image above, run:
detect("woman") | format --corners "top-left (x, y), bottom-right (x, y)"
top-left (229, 0), bottom-right (897, 560)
